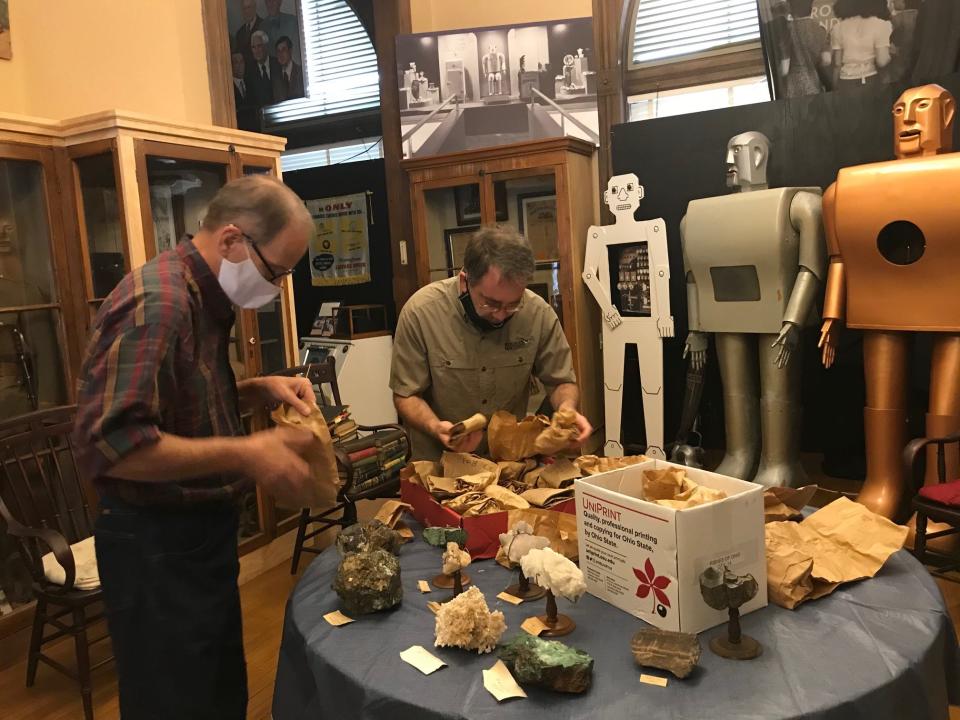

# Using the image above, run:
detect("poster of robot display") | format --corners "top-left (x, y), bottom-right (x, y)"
top-left (395, 18), bottom-right (599, 158)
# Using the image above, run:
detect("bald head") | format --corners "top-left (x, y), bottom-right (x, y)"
top-left (203, 174), bottom-right (311, 244)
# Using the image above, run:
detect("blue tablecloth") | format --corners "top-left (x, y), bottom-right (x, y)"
top-left (273, 528), bottom-right (960, 720)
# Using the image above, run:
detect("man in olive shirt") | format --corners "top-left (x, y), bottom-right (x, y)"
top-left (391, 227), bottom-right (591, 459)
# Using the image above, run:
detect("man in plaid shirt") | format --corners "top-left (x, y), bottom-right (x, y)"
top-left (74, 175), bottom-right (316, 719)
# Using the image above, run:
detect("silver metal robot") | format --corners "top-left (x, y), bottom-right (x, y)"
top-left (583, 174), bottom-right (674, 458)
top-left (682, 132), bottom-right (826, 487)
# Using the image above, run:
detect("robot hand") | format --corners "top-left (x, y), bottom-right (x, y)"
top-left (818, 318), bottom-right (842, 369)
top-left (771, 321), bottom-right (801, 369)
top-left (603, 307), bottom-right (623, 330)
top-left (683, 331), bottom-right (708, 371)
top-left (657, 316), bottom-right (675, 338)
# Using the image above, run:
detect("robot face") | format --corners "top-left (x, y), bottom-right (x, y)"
top-left (0, 222), bottom-right (14, 254)
top-left (893, 84), bottom-right (955, 158)
top-left (604, 174), bottom-right (644, 219)
top-left (725, 131), bottom-right (770, 190)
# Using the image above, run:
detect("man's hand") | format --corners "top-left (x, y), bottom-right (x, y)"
top-left (241, 425), bottom-right (315, 506)
top-left (432, 419), bottom-right (483, 454)
top-left (559, 401), bottom-right (592, 449)
top-left (244, 375), bottom-right (317, 416)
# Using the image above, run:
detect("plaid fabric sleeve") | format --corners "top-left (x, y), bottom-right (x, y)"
top-left (73, 322), bottom-right (179, 481)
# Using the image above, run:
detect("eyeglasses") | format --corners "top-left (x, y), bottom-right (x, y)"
top-left (476, 295), bottom-right (525, 315)
top-left (240, 231), bottom-right (295, 284)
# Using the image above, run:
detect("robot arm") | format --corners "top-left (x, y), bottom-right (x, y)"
top-left (582, 226), bottom-right (622, 330)
top-left (646, 220), bottom-right (674, 338)
top-left (817, 182), bottom-right (845, 369)
top-left (771, 190), bottom-right (827, 369)
top-left (680, 215), bottom-right (707, 370)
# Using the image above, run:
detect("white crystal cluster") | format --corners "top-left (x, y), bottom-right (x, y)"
top-left (498, 521), bottom-right (551, 565)
top-left (520, 548), bottom-right (586, 602)
top-left (434, 586), bottom-right (507, 654)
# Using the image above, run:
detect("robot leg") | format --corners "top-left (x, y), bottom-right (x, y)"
top-left (602, 330), bottom-right (626, 457)
top-left (754, 333), bottom-right (806, 488)
top-left (715, 333), bottom-right (761, 481)
top-left (859, 331), bottom-right (909, 519)
top-left (637, 323), bottom-right (665, 460)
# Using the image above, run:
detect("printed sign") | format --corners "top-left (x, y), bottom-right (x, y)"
top-left (306, 193), bottom-right (370, 286)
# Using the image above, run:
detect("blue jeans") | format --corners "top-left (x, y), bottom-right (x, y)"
top-left (94, 496), bottom-right (246, 719)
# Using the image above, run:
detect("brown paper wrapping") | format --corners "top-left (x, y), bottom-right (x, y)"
top-left (449, 413), bottom-right (488, 443)
top-left (536, 457), bottom-right (582, 489)
top-left (764, 485), bottom-right (819, 523)
top-left (533, 409), bottom-right (579, 456)
top-left (764, 497), bottom-right (908, 609)
top-left (497, 459), bottom-right (536, 488)
top-left (373, 500), bottom-right (413, 529)
top-left (488, 412), bottom-right (549, 462)
top-left (441, 452), bottom-right (501, 481)
top-left (270, 404), bottom-right (340, 510)
top-left (575, 454), bottom-right (648, 476)
top-left (521, 487), bottom-right (574, 508)
top-left (484, 483), bottom-right (530, 510)
top-left (640, 467), bottom-right (727, 509)
top-left (402, 460), bottom-right (441, 491)
top-left (494, 508), bottom-right (579, 568)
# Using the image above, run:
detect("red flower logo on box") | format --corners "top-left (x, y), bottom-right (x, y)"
top-left (634, 558), bottom-right (671, 617)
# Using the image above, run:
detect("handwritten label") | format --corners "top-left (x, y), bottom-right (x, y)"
top-left (400, 645), bottom-right (446, 675)
top-left (323, 610), bottom-right (354, 627)
top-left (640, 674), bottom-right (668, 687)
top-left (497, 591), bottom-right (523, 606)
top-left (418, 580), bottom-right (431, 593)
top-left (483, 660), bottom-right (527, 701)
top-left (521, 617), bottom-right (549, 636)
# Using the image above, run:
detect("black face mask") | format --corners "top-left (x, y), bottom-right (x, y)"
top-left (459, 290), bottom-right (510, 333)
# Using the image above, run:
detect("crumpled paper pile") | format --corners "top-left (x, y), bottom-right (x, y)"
top-left (641, 466), bottom-right (728, 509)
top-left (765, 497), bottom-right (908, 609)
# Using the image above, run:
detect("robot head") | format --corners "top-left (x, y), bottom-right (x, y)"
top-left (0, 220), bottom-right (14, 255)
top-left (725, 131), bottom-right (770, 190)
top-left (604, 173), bottom-right (644, 221)
top-left (893, 84), bottom-right (955, 159)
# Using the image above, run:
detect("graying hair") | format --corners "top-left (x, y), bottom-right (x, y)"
top-left (202, 174), bottom-right (312, 246)
top-left (463, 226), bottom-right (535, 284)
top-left (251, 30), bottom-right (269, 45)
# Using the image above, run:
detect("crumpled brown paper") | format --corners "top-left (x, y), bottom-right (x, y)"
top-left (575, 454), bottom-right (648, 476)
top-left (488, 412), bottom-right (549, 462)
top-left (449, 413), bottom-right (488, 444)
top-left (442, 492), bottom-right (502, 517)
top-left (642, 467), bottom-right (727, 509)
top-left (494, 508), bottom-right (578, 568)
top-left (534, 457), bottom-right (582, 489)
top-left (765, 497), bottom-right (908, 609)
top-left (764, 485), bottom-right (818, 523)
top-left (497, 459), bottom-right (536, 490)
top-left (441, 452), bottom-right (500, 481)
top-left (270, 404), bottom-right (340, 510)
top-left (402, 460), bottom-right (441, 491)
top-left (521, 486), bottom-right (574, 508)
top-left (484, 483), bottom-right (530, 510)
top-left (373, 500), bottom-right (413, 528)
top-left (533, 409), bottom-right (579, 456)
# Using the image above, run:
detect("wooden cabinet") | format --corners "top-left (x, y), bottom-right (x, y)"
top-left (0, 111), bottom-right (301, 636)
top-left (402, 137), bottom-right (603, 441)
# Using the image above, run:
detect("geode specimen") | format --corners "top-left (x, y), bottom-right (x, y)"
top-left (333, 549), bottom-right (402, 615)
top-left (336, 520), bottom-right (402, 557)
top-left (699, 565), bottom-right (758, 611)
top-left (422, 526), bottom-right (468, 548)
top-left (630, 627), bottom-right (701, 679)
top-left (434, 586), bottom-right (506, 653)
top-left (498, 634), bottom-right (593, 693)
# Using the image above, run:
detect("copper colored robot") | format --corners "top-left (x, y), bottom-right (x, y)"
top-left (819, 83), bottom-right (960, 519)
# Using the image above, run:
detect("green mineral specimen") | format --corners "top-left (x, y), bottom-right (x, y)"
top-left (422, 526), bottom-right (467, 548)
top-left (498, 634), bottom-right (593, 694)
top-left (333, 549), bottom-right (403, 615)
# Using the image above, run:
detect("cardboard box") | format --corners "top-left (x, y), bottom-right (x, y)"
top-left (401, 480), bottom-right (574, 559)
top-left (574, 459), bottom-right (766, 634)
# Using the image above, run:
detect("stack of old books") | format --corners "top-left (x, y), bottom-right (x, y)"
top-left (321, 405), bottom-right (359, 444)
top-left (320, 404), bottom-right (407, 495)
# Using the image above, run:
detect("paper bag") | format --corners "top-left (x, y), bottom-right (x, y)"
top-left (533, 409), bottom-right (579, 456)
top-left (497, 460), bottom-right (536, 488)
top-left (764, 497), bottom-right (908, 609)
top-left (494, 507), bottom-right (579, 567)
top-left (441, 452), bottom-right (501, 481)
top-left (536, 458), bottom-right (581, 489)
top-left (488, 412), bottom-right (549, 462)
top-left (521, 487), bottom-right (574, 508)
top-left (449, 413), bottom-right (488, 443)
top-left (373, 500), bottom-right (413, 529)
top-left (402, 460), bottom-right (441, 491)
top-left (270, 404), bottom-right (339, 510)
top-left (484, 483), bottom-right (530, 510)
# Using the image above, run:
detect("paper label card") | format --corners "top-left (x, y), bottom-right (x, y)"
top-left (418, 580), bottom-right (431, 593)
top-left (497, 591), bottom-right (523, 606)
top-left (400, 645), bottom-right (446, 675)
top-left (521, 616), bottom-right (549, 636)
top-left (640, 674), bottom-right (668, 687)
top-left (426, 601), bottom-right (442, 615)
top-left (483, 660), bottom-right (527, 702)
top-left (323, 610), bottom-right (354, 627)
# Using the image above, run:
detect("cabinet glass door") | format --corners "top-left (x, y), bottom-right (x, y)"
top-left (488, 172), bottom-right (562, 324)
top-left (75, 151), bottom-right (126, 315)
top-left (419, 182), bottom-right (482, 283)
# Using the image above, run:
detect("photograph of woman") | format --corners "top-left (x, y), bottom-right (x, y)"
top-left (829, 0), bottom-right (892, 89)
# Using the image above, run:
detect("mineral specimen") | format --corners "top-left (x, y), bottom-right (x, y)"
top-left (434, 586), bottom-right (506, 653)
top-left (422, 526), bottom-right (468, 548)
top-left (333, 549), bottom-right (403, 615)
top-left (520, 548), bottom-right (586, 602)
top-left (336, 520), bottom-right (402, 557)
top-left (630, 627), bottom-right (701, 679)
top-left (498, 634), bottom-right (593, 693)
top-left (441, 541), bottom-right (472, 576)
top-left (499, 521), bottom-right (550, 565)
top-left (699, 566), bottom-right (758, 611)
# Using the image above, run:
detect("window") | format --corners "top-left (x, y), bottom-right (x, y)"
top-left (628, 76), bottom-right (770, 122)
top-left (630, 0), bottom-right (761, 66)
top-left (280, 137), bottom-right (383, 172)
top-left (263, 0), bottom-right (380, 127)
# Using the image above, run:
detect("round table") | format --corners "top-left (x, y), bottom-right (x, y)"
top-left (272, 528), bottom-right (959, 720)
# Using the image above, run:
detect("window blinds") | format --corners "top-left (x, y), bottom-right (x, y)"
top-left (632, 0), bottom-right (760, 65)
top-left (263, 0), bottom-right (380, 126)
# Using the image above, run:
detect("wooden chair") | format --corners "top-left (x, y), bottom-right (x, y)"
top-left (0, 406), bottom-right (111, 720)
top-left (269, 359), bottom-right (410, 573)
top-left (905, 434), bottom-right (960, 578)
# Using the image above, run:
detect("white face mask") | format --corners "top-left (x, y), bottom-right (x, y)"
top-left (218, 243), bottom-right (282, 309)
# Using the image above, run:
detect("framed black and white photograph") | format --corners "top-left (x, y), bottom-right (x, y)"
top-left (517, 192), bottom-right (558, 261)
top-left (0, 0), bottom-right (11, 60)
top-left (759, 0), bottom-right (960, 100)
top-left (453, 183), bottom-right (508, 226)
top-left (444, 225), bottom-right (480, 275)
